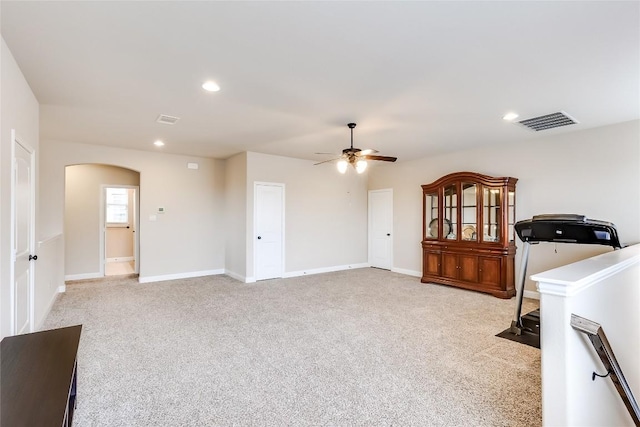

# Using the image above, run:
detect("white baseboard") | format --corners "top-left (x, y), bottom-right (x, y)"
top-left (138, 269), bottom-right (224, 284)
top-left (283, 263), bottom-right (370, 279)
top-left (523, 290), bottom-right (540, 300)
top-left (391, 267), bottom-right (422, 278)
top-left (224, 270), bottom-right (249, 283)
top-left (65, 272), bottom-right (102, 281)
top-left (58, 285), bottom-right (66, 293)
top-left (36, 289), bottom-right (62, 330)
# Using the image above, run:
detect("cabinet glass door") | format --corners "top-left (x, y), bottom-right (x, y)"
top-left (424, 192), bottom-right (438, 239)
top-left (444, 184), bottom-right (457, 240)
top-left (461, 183), bottom-right (477, 241)
top-left (508, 190), bottom-right (515, 242)
top-left (483, 187), bottom-right (501, 242)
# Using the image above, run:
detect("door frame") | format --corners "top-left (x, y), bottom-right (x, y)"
top-left (10, 129), bottom-right (36, 334)
top-left (368, 188), bottom-right (393, 270)
top-left (253, 182), bottom-right (285, 281)
top-left (99, 185), bottom-right (140, 276)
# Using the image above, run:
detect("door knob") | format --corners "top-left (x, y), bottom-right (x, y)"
top-left (29, 255), bottom-right (38, 261)
top-left (257, 236), bottom-right (262, 240)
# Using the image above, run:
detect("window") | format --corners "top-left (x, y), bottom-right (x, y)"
top-left (106, 188), bottom-right (128, 224)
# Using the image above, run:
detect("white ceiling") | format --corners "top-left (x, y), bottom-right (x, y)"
top-left (2, 1), bottom-right (638, 163)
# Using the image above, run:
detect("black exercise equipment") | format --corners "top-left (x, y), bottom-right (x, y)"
top-left (497, 214), bottom-right (622, 348)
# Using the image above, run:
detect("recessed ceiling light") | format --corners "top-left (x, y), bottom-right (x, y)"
top-left (202, 80), bottom-right (220, 92)
top-left (503, 112), bottom-right (519, 121)
top-left (154, 140), bottom-right (165, 147)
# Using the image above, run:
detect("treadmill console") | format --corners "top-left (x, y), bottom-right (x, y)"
top-left (515, 214), bottom-right (621, 249)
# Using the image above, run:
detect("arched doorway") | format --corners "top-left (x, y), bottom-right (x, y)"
top-left (64, 164), bottom-right (140, 280)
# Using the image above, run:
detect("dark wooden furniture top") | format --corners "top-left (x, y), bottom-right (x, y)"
top-left (1, 325), bottom-right (82, 427)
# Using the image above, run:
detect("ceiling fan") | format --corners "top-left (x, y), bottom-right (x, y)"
top-left (314, 123), bottom-right (397, 174)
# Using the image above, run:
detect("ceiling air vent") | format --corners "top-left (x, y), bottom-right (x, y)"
top-left (518, 111), bottom-right (578, 131)
top-left (156, 114), bottom-right (180, 125)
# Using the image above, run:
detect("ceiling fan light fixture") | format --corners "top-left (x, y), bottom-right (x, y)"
top-left (356, 159), bottom-right (367, 174)
top-left (337, 160), bottom-right (348, 174)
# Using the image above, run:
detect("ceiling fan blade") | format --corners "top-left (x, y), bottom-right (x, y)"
top-left (313, 157), bottom-right (343, 165)
top-left (357, 148), bottom-right (379, 156)
top-left (362, 155), bottom-right (397, 162)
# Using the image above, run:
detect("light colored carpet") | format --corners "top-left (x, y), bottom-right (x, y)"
top-left (42, 268), bottom-right (541, 426)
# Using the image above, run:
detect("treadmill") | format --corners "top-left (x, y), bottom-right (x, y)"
top-left (497, 214), bottom-right (622, 348)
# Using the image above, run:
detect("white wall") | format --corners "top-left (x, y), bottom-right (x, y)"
top-left (369, 120), bottom-right (640, 292)
top-left (246, 152), bottom-right (368, 280)
top-left (64, 164), bottom-right (139, 278)
top-left (39, 140), bottom-right (226, 282)
top-left (34, 234), bottom-right (64, 329)
top-left (0, 38), bottom-right (40, 338)
top-left (535, 244), bottom-right (640, 426)
top-left (224, 152), bottom-right (247, 280)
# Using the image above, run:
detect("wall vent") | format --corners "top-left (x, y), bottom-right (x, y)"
top-left (156, 114), bottom-right (180, 125)
top-left (518, 111), bottom-right (578, 131)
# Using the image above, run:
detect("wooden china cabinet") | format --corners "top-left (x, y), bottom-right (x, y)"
top-left (421, 171), bottom-right (518, 298)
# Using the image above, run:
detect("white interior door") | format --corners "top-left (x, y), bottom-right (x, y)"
top-left (255, 183), bottom-right (284, 281)
top-left (11, 131), bottom-right (35, 335)
top-left (369, 189), bottom-right (393, 270)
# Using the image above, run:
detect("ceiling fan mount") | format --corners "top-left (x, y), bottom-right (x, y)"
top-left (314, 123), bottom-right (397, 173)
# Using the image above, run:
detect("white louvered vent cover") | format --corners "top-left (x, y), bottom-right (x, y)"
top-left (156, 114), bottom-right (180, 125)
top-left (518, 111), bottom-right (578, 131)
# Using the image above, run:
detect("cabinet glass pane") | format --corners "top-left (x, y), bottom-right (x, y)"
top-left (461, 183), bottom-right (477, 241)
top-left (508, 190), bottom-right (515, 242)
top-left (483, 187), bottom-right (501, 242)
top-left (425, 192), bottom-right (438, 239)
top-left (444, 184), bottom-right (457, 240)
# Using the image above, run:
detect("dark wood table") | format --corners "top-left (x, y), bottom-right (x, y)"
top-left (1, 325), bottom-right (82, 427)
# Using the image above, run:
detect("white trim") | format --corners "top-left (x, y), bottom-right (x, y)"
top-left (38, 233), bottom-right (63, 247)
top-left (35, 289), bottom-right (61, 331)
top-left (224, 270), bottom-right (248, 282)
top-left (58, 285), bottom-right (66, 293)
top-left (391, 267), bottom-right (422, 278)
top-left (368, 188), bottom-right (394, 270)
top-left (138, 269), bottom-right (225, 283)
top-left (253, 182), bottom-right (285, 281)
top-left (106, 256), bottom-right (134, 262)
top-left (65, 272), bottom-right (103, 281)
top-left (282, 263), bottom-right (370, 278)
top-left (523, 290), bottom-right (540, 300)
